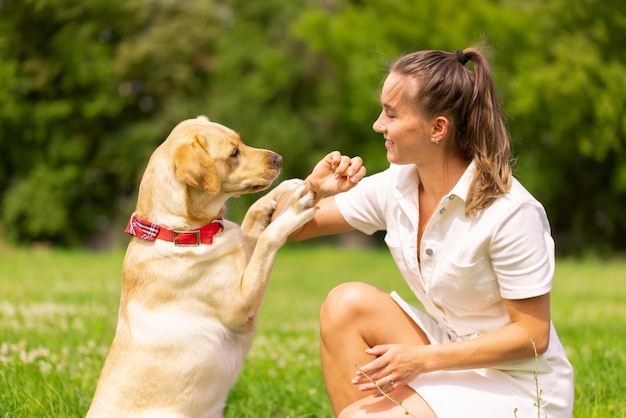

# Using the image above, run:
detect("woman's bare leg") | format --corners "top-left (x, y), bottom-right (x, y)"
top-left (337, 385), bottom-right (436, 418)
top-left (319, 282), bottom-right (431, 415)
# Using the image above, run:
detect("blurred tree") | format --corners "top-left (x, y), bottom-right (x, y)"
top-left (0, 0), bottom-right (624, 254)
top-left (0, 0), bottom-right (221, 245)
top-left (506, 0), bottom-right (626, 253)
top-left (1, 0), bottom-right (132, 244)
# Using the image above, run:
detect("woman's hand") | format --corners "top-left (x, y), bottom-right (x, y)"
top-left (306, 151), bottom-right (366, 200)
top-left (351, 344), bottom-right (426, 396)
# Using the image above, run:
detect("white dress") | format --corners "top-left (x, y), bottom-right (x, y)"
top-left (334, 162), bottom-right (574, 418)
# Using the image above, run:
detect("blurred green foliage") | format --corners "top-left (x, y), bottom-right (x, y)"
top-left (0, 0), bottom-right (624, 254)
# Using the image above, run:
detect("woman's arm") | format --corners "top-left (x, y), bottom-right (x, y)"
top-left (419, 293), bottom-right (551, 369)
top-left (288, 196), bottom-right (353, 241)
top-left (352, 293), bottom-right (551, 392)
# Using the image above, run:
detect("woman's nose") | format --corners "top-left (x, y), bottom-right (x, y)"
top-left (373, 115), bottom-right (385, 133)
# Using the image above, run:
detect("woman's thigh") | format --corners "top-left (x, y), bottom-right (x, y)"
top-left (338, 385), bottom-right (436, 418)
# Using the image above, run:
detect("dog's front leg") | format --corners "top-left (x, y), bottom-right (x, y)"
top-left (240, 179), bottom-right (303, 253)
top-left (226, 185), bottom-right (315, 331)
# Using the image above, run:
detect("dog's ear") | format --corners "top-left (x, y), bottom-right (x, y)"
top-left (174, 134), bottom-right (220, 194)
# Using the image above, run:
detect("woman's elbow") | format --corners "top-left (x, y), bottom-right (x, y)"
top-left (530, 327), bottom-right (551, 356)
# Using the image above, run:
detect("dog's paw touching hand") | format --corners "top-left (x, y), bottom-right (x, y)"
top-left (268, 184), bottom-right (316, 236)
top-left (290, 184), bottom-right (316, 212)
top-left (278, 184), bottom-right (316, 222)
top-left (243, 179), bottom-right (304, 230)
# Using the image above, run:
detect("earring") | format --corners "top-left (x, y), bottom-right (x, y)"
top-left (433, 138), bottom-right (440, 145)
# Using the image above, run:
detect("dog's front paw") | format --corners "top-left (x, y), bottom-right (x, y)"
top-left (242, 180), bottom-right (303, 236)
top-left (265, 179), bottom-right (304, 202)
top-left (269, 184), bottom-right (316, 236)
top-left (245, 179), bottom-right (303, 222)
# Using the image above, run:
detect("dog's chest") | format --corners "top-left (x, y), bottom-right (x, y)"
top-left (126, 301), bottom-right (252, 348)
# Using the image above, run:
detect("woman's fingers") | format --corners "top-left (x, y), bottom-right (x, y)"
top-left (307, 152), bottom-right (366, 197)
top-left (334, 156), bottom-right (362, 175)
top-left (353, 369), bottom-right (397, 395)
top-left (374, 374), bottom-right (397, 396)
top-left (333, 156), bottom-right (365, 186)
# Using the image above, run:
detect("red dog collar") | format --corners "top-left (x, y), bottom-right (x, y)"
top-left (125, 212), bottom-right (224, 246)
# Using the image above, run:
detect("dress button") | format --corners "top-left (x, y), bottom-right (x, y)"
top-left (439, 207), bottom-right (446, 214)
top-left (449, 194), bottom-right (455, 200)
top-left (425, 248), bottom-right (433, 256)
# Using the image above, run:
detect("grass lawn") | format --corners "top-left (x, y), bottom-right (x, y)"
top-left (0, 243), bottom-right (624, 417)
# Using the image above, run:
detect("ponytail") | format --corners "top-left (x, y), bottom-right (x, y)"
top-left (461, 47), bottom-right (512, 215)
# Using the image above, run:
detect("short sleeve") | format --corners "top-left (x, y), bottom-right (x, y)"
top-left (490, 200), bottom-right (554, 300)
top-left (334, 167), bottom-right (397, 235)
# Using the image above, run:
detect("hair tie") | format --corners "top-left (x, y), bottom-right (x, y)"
top-left (455, 50), bottom-right (469, 65)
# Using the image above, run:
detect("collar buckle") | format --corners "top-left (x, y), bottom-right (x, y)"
top-left (173, 230), bottom-right (201, 247)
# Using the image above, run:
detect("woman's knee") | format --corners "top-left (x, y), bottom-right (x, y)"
top-left (320, 282), bottom-right (383, 330)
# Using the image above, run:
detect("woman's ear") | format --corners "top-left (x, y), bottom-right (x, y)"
top-left (431, 116), bottom-right (449, 143)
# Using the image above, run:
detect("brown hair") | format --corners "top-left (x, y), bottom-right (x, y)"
top-left (390, 45), bottom-right (512, 216)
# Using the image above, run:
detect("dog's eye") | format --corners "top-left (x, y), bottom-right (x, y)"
top-left (230, 148), bottom-right (240, 158)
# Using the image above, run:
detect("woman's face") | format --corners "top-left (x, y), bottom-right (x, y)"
top-left (373, 72), bottom-right (436, 165)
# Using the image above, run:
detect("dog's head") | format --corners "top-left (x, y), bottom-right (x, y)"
top-left (136, 116), bottom-right (282, 226)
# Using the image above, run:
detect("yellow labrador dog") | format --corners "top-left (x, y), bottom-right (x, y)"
top-left (86, 116), bottom-right (315, 418)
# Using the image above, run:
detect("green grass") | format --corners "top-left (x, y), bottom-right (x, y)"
top-left (0, 244), bottom-right (624, 417)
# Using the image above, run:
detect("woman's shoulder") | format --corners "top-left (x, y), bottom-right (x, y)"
top-left (484, 176), bottom-right (549, 223)
top-left (506, 177), bottom-right (544, 207)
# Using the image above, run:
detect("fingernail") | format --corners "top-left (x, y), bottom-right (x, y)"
top-left (351, 378), bottom-right (358, 384)
top-left (348, 170), bottom-right (354, 176)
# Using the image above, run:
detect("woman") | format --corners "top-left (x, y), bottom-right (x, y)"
top-left (276, 46), bottom-right (574, 417)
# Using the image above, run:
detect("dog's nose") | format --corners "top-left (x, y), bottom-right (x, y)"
top-left (271, 153), bottom-right (283, 168)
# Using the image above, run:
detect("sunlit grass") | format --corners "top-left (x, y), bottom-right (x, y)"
top-left (550, 259), bottom-right (626, 417)
top-left (0, 244), bottom-right (624, 417)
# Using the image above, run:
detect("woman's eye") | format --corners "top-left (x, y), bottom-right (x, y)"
top-left (230, 148), bottom-right (240, 158)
